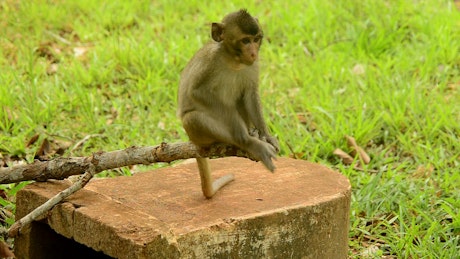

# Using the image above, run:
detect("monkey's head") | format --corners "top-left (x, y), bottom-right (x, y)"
top-left (211, 9), bottom-right (263, 66)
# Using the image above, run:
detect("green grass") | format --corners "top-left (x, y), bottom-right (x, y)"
top-left (1, 0), bottom-right (459, 257)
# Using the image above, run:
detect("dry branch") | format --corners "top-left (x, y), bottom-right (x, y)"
top-left (8, 164), bottom-right (97, 238)
top-left (1, 142), bottom-right (259, 238)
top-left (0, 142), bottom-right (256, 184)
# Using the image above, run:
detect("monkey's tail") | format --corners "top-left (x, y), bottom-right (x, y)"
top-left (196, 158), bottom-right (235, 198)
top-left (196, 158), bottom-right (214, 198)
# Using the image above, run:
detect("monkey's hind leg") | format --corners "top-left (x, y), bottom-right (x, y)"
top-left (196, 157), bottom-right (235, 198)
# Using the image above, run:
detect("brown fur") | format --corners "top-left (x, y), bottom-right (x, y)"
top-left (178, 10), bottom-right (279, 198)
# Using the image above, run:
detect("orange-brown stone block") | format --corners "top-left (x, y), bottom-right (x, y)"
top-left (15, 157), bottom-right (351, 258)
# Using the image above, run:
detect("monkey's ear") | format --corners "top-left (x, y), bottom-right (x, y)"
top-left (211, 22), bottom-right (224, 42)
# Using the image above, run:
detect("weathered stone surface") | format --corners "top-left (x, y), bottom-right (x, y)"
top-left (15, 157), bottom-right (351, 258)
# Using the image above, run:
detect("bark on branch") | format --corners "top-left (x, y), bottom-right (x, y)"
top-left (7, 164), bottom-right (97, 238)
top-left (1, 142), bottom-right (258, 238)
top-left (0, 142), bottom-right (256, 184)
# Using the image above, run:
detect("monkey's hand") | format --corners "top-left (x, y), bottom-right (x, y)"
top-left (266, 135), bottom-right (280, 153)
top-left (249, 128), bottom-right (280, 153)
top-left (253, 140), bottom-right (277, 173)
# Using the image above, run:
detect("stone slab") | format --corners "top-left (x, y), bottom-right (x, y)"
top-left (15, 157), bottom-right (351, 258)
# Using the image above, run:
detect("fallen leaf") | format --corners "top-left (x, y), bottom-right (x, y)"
top-left (288, 87), bottom-right (300, 98)
top-left (296, 112), bottom-right (317, 131)
top-left (26, 133), bottom-right (40, 147)
top-left (361, 244), bottom-right (381, 258)
top-left (333, 148), bottom-right (354, 165)
top-left (289, 152), bottom-right (305, 159)
top-left (47, 63), bottom-right (59, 75)
top-left (73, 46), bottom-right (89, 57)
top-left (35, 138), bottom-right (51, 158)
top-left (297, 113), bottom-right (307, 124)
top-left (352, 64), bottom-right (365, 75)
top-left (413, 164), bottom-right (434, 178)
top-left (333, 87), bottom-right (347, 95)
top-left (346, 135), bottom-right (371, 164)
top-left (36, 41), bottom-right (61, 63)
top-left (53, 139), bottom-right (72, 155)
top-left (0, 190), bottom-right (6, 199)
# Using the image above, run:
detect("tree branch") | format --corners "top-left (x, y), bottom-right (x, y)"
top-left (0, 142), bottom-right (259, 238)
top-left (0, 142), bottom-right (256, 184)
top-left (8, 164), bottom-right (97, 238)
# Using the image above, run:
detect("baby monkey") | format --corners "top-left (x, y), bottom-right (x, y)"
top-left (178, 9), bottom-right (279, 198)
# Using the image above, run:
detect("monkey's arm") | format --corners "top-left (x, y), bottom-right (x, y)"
top-left (244, 87), bottom-right (279, 152)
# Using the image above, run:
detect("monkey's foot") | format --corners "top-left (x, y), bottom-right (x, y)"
top-left (206, 173), bottom-right (235, 198)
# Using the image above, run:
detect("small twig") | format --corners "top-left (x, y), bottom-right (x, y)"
top-left (316, 38), bottom-right (353, 53)
top-left (348, 166), bottom-right (380, 174)
top-left (285, 142), bottom-right (298, 159)
top-left (8, 163), bottom-right (97, 238)
top-left (44, 30), bottom-right (73, 45)
top-left (70, 134), bottom-right (104, 154)
top-left (363, 234), bottom-right (387, 245)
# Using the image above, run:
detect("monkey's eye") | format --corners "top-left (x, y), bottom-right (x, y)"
top-left (254, 37), bottom-right (261, 43)
top-left (241, 38), bottom-right (251, 44)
